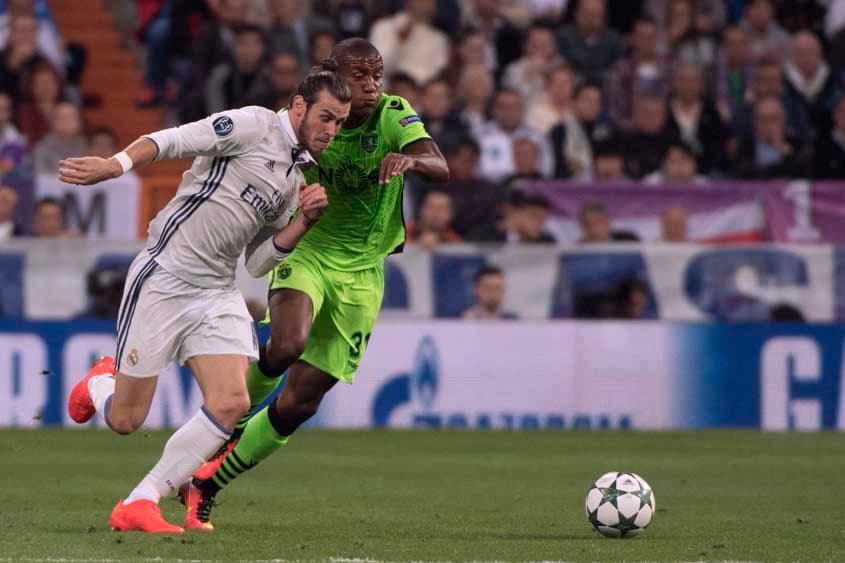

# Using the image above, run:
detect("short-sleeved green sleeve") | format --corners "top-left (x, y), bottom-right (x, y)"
top-left (381, 95), bottom-right (431, 152)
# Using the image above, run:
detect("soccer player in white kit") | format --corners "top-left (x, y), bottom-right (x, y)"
top-left (61, 71), bottom-right (351, 533)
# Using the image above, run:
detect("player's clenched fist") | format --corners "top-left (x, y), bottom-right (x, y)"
top-left (58, 156), bottom-right (122, 185)
top-left (299, 182), bottom-right (328, 223)
top-left (378, 152), bottom-right (415, 185)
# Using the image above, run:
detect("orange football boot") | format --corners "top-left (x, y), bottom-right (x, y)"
top-left (179, 482), bottom-right (215, 531)
top-left (109, 499), bottom-right (184, 533)
top-left (193, 439), bottom-right (238, 481)
top-left (67, 356), bottom-right (115, 423)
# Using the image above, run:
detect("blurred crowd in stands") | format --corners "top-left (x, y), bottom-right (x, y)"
top-left (0, 0), bottom-right (832, 320)
top-left (2, 0), bottom-right (845, 243)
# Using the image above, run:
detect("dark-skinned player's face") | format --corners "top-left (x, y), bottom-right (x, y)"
top-left (338, 58), bottom-right (384, 110)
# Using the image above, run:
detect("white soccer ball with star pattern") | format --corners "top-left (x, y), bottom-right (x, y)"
top-left (585, 471), bottom-right (655, 538)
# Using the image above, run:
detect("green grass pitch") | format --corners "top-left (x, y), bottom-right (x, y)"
top-left (1, 429), bottom-right (843, 562)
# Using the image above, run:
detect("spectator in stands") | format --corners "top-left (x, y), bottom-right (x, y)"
top-left (661, 206), bottom-right (688, 242)
top-left (387, 72), bottom-right (419, 109)
top-left (604, 17), bottom-right (671, 132)
top-left (483, 191), bottom-right (556, 244)
top-left (666, 62), bottom-right (726, 173)
top-left (0, 0), bottom-right (64, 73)
top-left (0, 185), bottom-right (21, 240)
top-left (661, 0), bottom-right (718, 70)
top-left (591, 139), bottom-right (628, 182)
top-left (449, 28), bottom-right (492, 80)
top-left (266, 0), bottom-right (334, 67)
top-left (643, 0), bottom-right (726, 36)
top-left (406, 189), bottom-right (462, 250)
top-left (433, 137), bottom-right (508, 242)
top-left (77, 265), bottom-right (127, 320)
top-left (644, 141), bottom-right (707, 185)
top-left (0, 91), bottom-right (25, 172)
top-left (477, 88), bottom-right (551, 182)
top-left (525, 64), bottom-right (575, 135)
top-left (369, 0), bottom-right (450, 87)
top-left (33, 101), bottom-right (85, 176)
top-left (507, 194), bottom-right (556, 244)
top-left (31, 196), bottom-right (69, 237)
top-left (455, 64), bottom-right (493, 138)
top-left (183, 0), bottom-right (250, 120)
top-left (0, 14), bottom-right (48, 99)
top-left (620, 95), bottom-right (673, 179)
top-left (87, 126), bottom-right (118, 159)
top-left (17, 59), bottom-right (63, 146)
top-left (462, 265), bottom-right (518, 320)
top-left (578, 201), bottom-right (640, 242)
top-left (741, 0), bottom-right (791, 61)
top-left (502, 24), bottom-right (561, 106)
top-left (205, 24), bottom-right (273, 114)
top-left (556, 0), bottom-right (623, 84)
top-left (812, 95), bottom-right (845, 178)
top-left (308, 30), bottom-right (336, 68)
top-left (783, 31), bottom-right (840, 140)
top-left (734, 95), bottom-right (809, 179)
top-left (715, 26), bottom-right (754, 122)
top-left (462, 0), bottom-right (525, 76)
top-left (255, 52), bottom-right (300, 110)
top-left (502, 136), bottom-right (545, 191)
top-left (549, 82), bottom-right (607, 179)
top-left (418, 78), bottom-right (468, 149)
top-left (732, 57), bottom-right (807, 141)
top-left (330, 0), bottom-right (370, 41)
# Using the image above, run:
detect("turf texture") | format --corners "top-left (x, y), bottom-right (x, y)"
top-left (0, 429), bottom-right (843, 562)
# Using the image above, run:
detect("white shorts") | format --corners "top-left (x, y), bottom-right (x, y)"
top-left (115, 252), bottom-right (259, 377)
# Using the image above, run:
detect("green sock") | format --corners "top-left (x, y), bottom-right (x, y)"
top-left (234, 362), bottom-right (285, 434)
top-left (245, 361), bottom-right (284, 406)
top-left (210, 406), bottom-right (288, 491)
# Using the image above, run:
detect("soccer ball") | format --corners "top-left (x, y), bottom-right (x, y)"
top-left (585, 471), bottom-right (655, 538)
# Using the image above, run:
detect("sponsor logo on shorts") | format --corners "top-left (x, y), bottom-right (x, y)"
top-left (213, 115), bottom-right (234, 137)
top-left (126, 348), bottom-right (139, 367)
top-left (278, 264), bottom-right (292, 280)
top-left (361, 132), bottom-right (378, 153)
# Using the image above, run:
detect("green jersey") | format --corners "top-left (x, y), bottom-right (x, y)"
top-left (297, 93), bottom-right (431, 270)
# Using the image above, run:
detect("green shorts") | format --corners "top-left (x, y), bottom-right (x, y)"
top-left (265, 249), bottom-right (384, 383)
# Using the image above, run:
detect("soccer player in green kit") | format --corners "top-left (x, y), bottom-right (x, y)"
top-left (180, 38), bottom-right (449, 530)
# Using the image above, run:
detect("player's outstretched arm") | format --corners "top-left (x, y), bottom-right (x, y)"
top-left (378, 138), bottom-right (449, 185)
top-left (244, 183), bottom-right (328, 277)
top-left (59, 108), bottom-right (264, 186)
top-left (58, 137), bottom-right (159, 186)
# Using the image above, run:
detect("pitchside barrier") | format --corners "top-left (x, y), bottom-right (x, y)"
top-left (2, 320), bottom-right (845, 431)
top-left (3, 241), bottom-right (845, 321)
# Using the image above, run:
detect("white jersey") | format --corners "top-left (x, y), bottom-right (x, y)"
top-left (143, 106), bottom-right (314, 288)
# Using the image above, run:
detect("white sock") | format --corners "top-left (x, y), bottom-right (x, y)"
top-left (124, 406), bottom-right (232, 505)
top-left (87, 374), bottom-right (115, 424)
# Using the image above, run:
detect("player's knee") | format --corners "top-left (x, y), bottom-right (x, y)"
top-left (267, 335), bottom-right (307, 367)
top-left (108, 413), bottom-right (144, 435)
top-left (205, 392), bottom-right (251, 428)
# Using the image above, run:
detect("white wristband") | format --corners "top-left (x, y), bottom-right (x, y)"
top-left (112, 151), bottom-right (133, 175)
